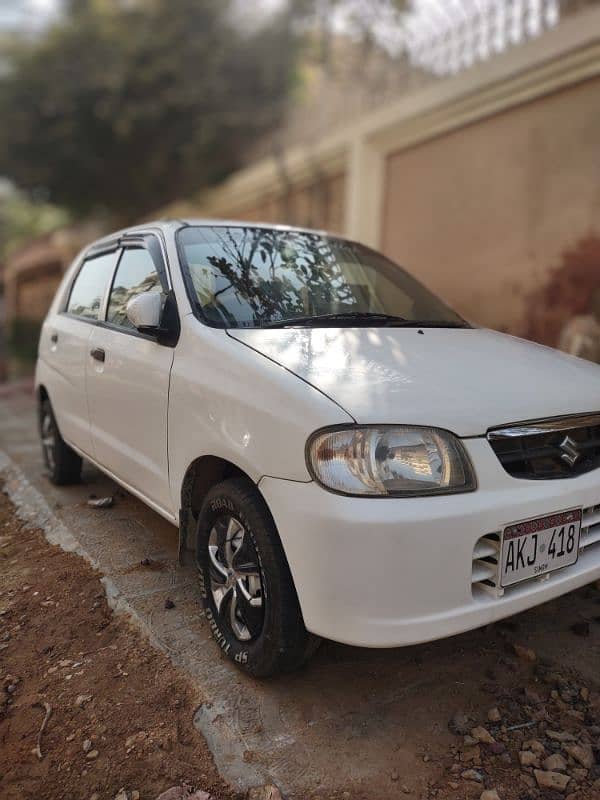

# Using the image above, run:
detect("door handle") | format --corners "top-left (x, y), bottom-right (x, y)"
top-left (90, 347), bottom-right (106, 363)
top-left (50, 332), bottom-right (58, 344)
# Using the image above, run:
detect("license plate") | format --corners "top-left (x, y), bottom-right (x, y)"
top-left (500, 508), bottom-right (581, 588)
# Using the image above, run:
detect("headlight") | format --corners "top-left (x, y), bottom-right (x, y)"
top-left (306, 425), bottom-right (476, 497)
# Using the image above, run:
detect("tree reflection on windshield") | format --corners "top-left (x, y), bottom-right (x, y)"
top-left (178, 225), bottom-right (464, 329)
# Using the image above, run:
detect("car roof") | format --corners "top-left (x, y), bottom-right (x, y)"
top-left (88, 218), bottom-right (343, 253)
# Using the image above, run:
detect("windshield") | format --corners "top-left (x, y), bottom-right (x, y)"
top-left (177, 225), bottom-right (468, 329)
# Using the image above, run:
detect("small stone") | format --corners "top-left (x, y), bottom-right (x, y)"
top-left (461, 769), bottom-right (483, 783)
top-left (471, 726), bottom-right (495, 744)
top-left (487, 741), bottom-right (506, 756)
top-left (449, 711), bottom-right (471, 736)
top-left (480, 791), bottom-right (500, 800)
top-left (82, 739), bottom-right (92, 753)
top-left (487, 707), bottom-right (502, 722)
top-left (131, 792), bottom-right (139, 800)
top-left (90, 794), bottom-right (100, 800)
top-left (461, 745), bottom-right (481, 765)
top-left (75, 694), bottom-right (93, 708)
top-left (88, 496), bottom-right (114, 508)
top-left (519, 750), bottom-right (540, 768)
top-left (524, 740), bottom-right (546, 756)
top-left (164, 598), bottom-right (175, 610)
top-left (543, 754), bottom-right (567, 772)
top-left (547, 730), bottom-right (577, 743)
top-left (449, 782), bottom-right (459, 790)
top-left (464, 735), bottom-right (478, 746)
top-left (534, 770), bottom-right (571, 792)
top-left (86, 750), bottom-right (99, 760)
top-left (154, 790), bottom-right (183, 800)
top-left (247, 787), bottom-right (283, 800)
top-left (113, 791), bottom-right (130, 800)
top-left (514, 643), bottom-right (537, 662)
top-left (571, 768), bottom-right (588, 782)
top-left (580, 687), bottom-right (590, 702)
top-left (564, 743), bottom-right (594, 769)
top-left (391, 769), bottom-right (399, 782)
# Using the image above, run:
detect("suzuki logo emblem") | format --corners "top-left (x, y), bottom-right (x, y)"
top-left (559, 435), bottom-right (581, 468)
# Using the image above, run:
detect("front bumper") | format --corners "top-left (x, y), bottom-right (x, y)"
top-left (259, 438), bottom-right (600, 647)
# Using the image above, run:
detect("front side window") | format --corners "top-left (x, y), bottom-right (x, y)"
top-left (107, 248), bottom-right (162, 330)
top-left (66, 252), bottom-right (118, 320)
top-left (177, 226), bottom-right (468, 329)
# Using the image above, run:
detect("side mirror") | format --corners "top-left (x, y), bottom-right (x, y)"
top-left (126, 292), bottom-right (162, 332)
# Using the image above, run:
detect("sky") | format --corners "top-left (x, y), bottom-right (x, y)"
top-left (0, 0), bottom-right (61, 31)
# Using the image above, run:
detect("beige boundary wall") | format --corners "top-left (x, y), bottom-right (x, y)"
top-left (178, 4), bottom-right (600, 343)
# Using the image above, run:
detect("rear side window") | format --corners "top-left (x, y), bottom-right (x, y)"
top-left (66, 252), bottom-right (118, 320)
top-left (106, 248), bottom-right (162, 330)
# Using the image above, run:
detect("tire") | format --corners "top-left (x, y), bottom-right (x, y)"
top-left (196, 477), bottom-right (320, 677)
top-left (39, 397), bottom-right (82, 486)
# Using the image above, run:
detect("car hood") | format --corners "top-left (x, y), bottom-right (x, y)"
top-left (228, 327), bottom-right (600, 437)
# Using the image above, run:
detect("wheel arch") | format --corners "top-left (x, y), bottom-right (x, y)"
top-left (36, 384), bottom-right (50, 426)
top-left (178, 455), bottom-right (288, 566)
top-left (37, 384), bottom-right (49, 404)
top-left (180, 454), bottom-right (256, 520)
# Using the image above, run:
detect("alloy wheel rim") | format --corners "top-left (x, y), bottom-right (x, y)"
top-left (41, 412), bottom-right (56, 472)
top-left (207, 514), bottom-right (264, 642)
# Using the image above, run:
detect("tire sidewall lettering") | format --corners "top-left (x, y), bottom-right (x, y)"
top-left (198, 493), bottom-right (267, 668)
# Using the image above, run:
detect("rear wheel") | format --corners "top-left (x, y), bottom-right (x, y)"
top-left (196, 477), bottom-right (319, 677)
top-left (39, 398), bottom-right (82, 485)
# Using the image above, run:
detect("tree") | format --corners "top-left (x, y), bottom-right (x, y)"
top-left (0, 0), bottom-right (298, 222)
top-left (0, 183), bottom-right (70, 261)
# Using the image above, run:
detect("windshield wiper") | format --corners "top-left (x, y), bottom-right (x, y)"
top-left (394, 320), bottom-right (471, 328)
top-left (260, 312), bottom-right (409, 328)
top-left (259, 312), bottom-right (470, 329)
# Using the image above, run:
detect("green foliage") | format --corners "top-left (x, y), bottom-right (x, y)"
top-left (0, 0), bottom-right (298, 221)
top-left (0, 186), bottom-right (70, 261)
top-left (6, 317), bottom-right (42, 364)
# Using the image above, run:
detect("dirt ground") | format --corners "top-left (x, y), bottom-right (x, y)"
top-left (0, 486), bottom-right (238, 800)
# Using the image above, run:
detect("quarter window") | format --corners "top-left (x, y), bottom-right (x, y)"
top-left (66, 252), bottom-right (118, 320)
top-left (107, 248), bottom-right (162, 330)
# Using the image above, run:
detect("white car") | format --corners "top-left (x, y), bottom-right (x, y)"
top-left (36, 220), bottom-right (600, 676)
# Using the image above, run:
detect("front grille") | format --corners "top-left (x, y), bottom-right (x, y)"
top-left (488, 414), bottom-right (600, 480)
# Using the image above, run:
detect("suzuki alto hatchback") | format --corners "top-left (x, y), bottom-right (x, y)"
top-left (36, 220), bottom-right (600, 676)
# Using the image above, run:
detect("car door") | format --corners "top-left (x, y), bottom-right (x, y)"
top-left (42, 249), bottom-right (120, 456)
top-left (86, 235), bottom-right (175, 516)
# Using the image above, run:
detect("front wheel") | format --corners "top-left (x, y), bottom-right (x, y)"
top-left (196, 477), bottom-right (319, 677)
top-left (39, 397), bottom-right (82, 485)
